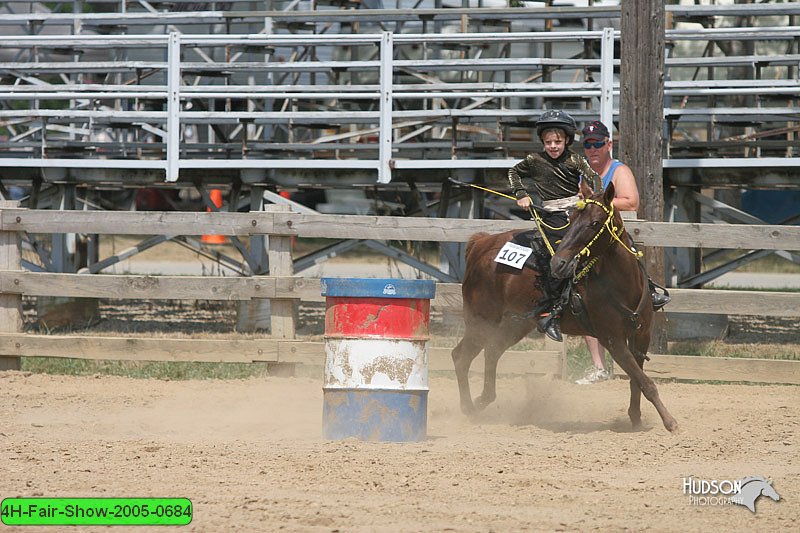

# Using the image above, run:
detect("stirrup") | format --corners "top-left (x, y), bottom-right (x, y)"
top-left (651, 291), bottom-right (671, 311)
top-left (647, 278), bottom-right (670, 311)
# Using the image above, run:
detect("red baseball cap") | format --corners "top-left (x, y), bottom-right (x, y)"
top-left (582, 120), bottom-right (610, 141)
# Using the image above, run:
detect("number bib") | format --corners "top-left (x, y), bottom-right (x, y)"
top-left (494, 241), bottom-right (533, 270)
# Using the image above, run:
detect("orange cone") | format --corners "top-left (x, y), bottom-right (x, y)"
top-left (201, 189), bottom-right (227, 244)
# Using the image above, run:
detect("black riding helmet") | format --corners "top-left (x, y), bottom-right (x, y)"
top-left (536, 109), bottom-right (576, 146)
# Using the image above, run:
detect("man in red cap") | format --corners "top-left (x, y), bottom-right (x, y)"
top-left (581, 120), bottom-right (640, 210)
top-left (576, 120), bottom-right (670, 384)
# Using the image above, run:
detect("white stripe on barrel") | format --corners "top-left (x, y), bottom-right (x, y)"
top-left (324, 338), bottom-right (428, 390)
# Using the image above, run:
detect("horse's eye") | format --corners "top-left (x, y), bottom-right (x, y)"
top-left (591, 220), bottom-right (601, 229)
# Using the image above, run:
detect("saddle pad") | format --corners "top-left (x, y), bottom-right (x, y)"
top-left (506, 230), bottom-right (544, 271)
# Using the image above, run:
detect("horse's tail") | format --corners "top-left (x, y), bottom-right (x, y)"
top-left (465, 232), bottom-right (490, 263)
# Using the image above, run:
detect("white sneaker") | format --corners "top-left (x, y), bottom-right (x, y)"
top-left (575, 366), bottom-right (610, 385)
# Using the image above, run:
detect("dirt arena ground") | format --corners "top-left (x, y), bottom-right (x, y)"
top-left (1, 370), bottom-right (797, 532)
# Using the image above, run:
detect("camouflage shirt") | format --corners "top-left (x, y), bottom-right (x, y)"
top-left (507, 150), bottom-right (601, 203)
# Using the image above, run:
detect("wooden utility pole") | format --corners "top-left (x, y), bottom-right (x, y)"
top-left (620, 1), bottom-right (668, 352)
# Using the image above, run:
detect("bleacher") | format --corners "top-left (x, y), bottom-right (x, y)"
top-left (0, 0), bottom-right (798, 191)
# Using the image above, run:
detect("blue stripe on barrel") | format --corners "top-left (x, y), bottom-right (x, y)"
top-left (322, 390), bottom-right (428, 442)
top-left (321, 277), bottom-right (435, 442)
top-left (321, 277), bottom-right (436, 299)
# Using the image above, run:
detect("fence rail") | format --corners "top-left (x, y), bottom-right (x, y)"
top-left (0, 206), bottom-right (798, 383)
top-left (3, 273), bottom-right (799, 319)
top-left (2, 208), bottom-right (799, 248)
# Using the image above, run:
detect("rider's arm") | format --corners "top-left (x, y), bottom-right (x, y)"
top-left (507, 155), bottom-right (533, 199)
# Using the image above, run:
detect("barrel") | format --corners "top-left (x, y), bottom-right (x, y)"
top-left (320, 278), bottom-right (436, 442)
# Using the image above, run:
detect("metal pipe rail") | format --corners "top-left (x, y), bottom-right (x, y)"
top-left (4, 27), bottom-right (797, 47)
top-left (0, 6), bottom-right (624, 27)
top-left (2, 3), bottom-right (800, 24)
top-left (4, 80), bottom-right (799, 100)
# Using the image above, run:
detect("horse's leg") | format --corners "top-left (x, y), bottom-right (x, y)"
top-left (628, 328), bottom-right (650, 427)
top-left (626, 330), bottom-right (651, 428)
top-left (627, 356), bottom-right (644, 428)
top-left (474, 323), bottom-right (529, 411)
top-left (473, 342), bottom-right (504, 411)
top-left (451, 328), bottom-right (485, 415)
top-left (608, 338), bottom-right (679, 433)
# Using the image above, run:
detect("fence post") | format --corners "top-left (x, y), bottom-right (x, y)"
top-left (267, 205), bottom-right (295, 339)
top-left (0, 201), bottom-right (22, 370)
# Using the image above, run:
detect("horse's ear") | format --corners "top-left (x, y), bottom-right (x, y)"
top-left (603, 181), bottom-right (616, 204)
top-left (579, 179), bottom-right (594, 198)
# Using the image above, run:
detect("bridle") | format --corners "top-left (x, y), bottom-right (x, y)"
top-left (570, 197), bottom-right (642, 282)
top-left (568, 197), bottom-right (653, 344)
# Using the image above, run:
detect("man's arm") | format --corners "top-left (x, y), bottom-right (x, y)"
top-left (611, 163), bottom-right (640, 211)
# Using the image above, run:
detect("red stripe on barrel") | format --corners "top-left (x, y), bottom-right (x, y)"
top-left (324, 297), bottom-right (431, 339)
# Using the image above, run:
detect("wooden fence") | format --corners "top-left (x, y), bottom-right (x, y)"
top-left (0, 204), bottom-right (799, 384)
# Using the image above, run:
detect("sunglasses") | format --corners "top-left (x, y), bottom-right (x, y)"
top-left (583, 140), bottom-right (607, 149)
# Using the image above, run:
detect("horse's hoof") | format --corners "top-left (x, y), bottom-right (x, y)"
top-left (473, 395), bottom-right (495, 411)
top-left (666, 420), bottom-right (681, 434)
top-left (460, 402), bottom-right (476, 417)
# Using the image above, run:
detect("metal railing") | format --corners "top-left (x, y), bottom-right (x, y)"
top-left (0, 29), bottom-right (618, 183)
top-left (1, 25), bottom-right (799, 183)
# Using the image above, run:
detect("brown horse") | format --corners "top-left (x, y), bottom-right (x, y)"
top-left (451, 181), bottom-right (679, 432)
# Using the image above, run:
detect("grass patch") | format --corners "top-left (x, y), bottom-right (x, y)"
top-left (668, 340), bottom-right (800, 360)
top-left (20, 358), bottom-right (272, 380)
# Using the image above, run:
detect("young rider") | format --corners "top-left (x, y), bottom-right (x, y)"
top-left (507, 109), bottom-right (601, 342)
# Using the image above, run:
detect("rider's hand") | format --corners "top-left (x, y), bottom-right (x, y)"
top-left (516, 196), bottom-right (532, 209)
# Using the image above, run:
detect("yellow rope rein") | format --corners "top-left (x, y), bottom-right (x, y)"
top-left (447, 183), bottom-right (565, 255)
top-left (531, 206), bottom-right (566, 256)
top-left (571, 198), bottom-right (643, 281)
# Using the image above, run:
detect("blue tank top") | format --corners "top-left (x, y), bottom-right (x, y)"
top-left (602, 160), bottom-right (623, 190)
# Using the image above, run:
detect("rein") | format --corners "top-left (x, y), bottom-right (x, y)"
top-left (532, 208), bottom-right (569, 257)
top-left (571, 198), bottom-right (642, 282)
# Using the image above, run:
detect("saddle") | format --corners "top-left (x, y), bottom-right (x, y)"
top-left (507, 228), bottom-right (598, 336)
top-left (508, 225), bottom-right (566, 275)
top-left (509, 229), bottom-right (546, 271)
top-left (508, 229), bottom-right (570, 317)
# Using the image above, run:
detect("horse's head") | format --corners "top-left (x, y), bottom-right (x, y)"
top-left (550, 180), bottom-right (621, 279)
